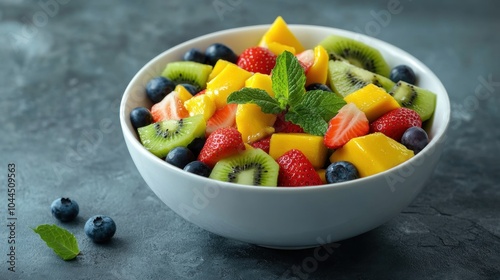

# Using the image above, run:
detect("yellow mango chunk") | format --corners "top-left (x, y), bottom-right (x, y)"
top-left (175, 84), bottom-right (194, 103)
top-left (208, 59), bottom-right (232, 81)
top-left (329, 132), bottom-right (414, 178)
top-left (269, 133), bottom-right (327, 169)
top-left (267, 41), bottom-right (296, 55)
top-left (344, 84), bottom-right (400, 122)
top-left (317, 169), bottom-right (327, 184)
top-left (306, 45), bottom-right (329, 86)
top-left (236, 74), bottom-right (277, 143)
top-left (205, 63), bottom-right (252, 109)
top-left (258, 16), bottom-right (305, 54)
top-left (184, 94), bottom-right (216, 121)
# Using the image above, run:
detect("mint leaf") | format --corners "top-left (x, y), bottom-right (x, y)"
top-left (227, 88), bottom-right (282, 114)
top-left (271, 51), bottom-right (306, 108)
top-left (286, 107), bottom-right (328, 136)
top-left (33, 224), bottom-right (80, 261)
top-left (300, 90), bottom-right (347, 121)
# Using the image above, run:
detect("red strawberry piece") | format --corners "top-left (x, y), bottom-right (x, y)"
top-left (198, 127), bottom-right (245, 168)
top-left (205, 103), bottom-right (238, 136)
top-left (276, 149), bottom-right (323, 187)
top-left (237, 47), bottom-right (277, 75)
top-left (324, 103), bottom-right (369, 149)
top-left (273, 111), bottom-right (304, 133)
top-left (193, 89), bottom-right (206, 97)
top-left (250, 136), bottom-right (271, 153)
top-left (150, 91), bottom-right (189, 122)
top-left (296, 49), bottom-right (314, 73)
top-left (370, 107), bottom-right (422, 141)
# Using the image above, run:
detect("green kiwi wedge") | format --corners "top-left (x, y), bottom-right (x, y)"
top-left (320, 35), bottom-right (391, 77)
top-left (390, 81), bottom-right (437, 121)
top-left (209, 148), bottom-right (279, 186)
top-left (161, 61), bottom-right (213, 90)
top-left (327, 60), bottom-right (395, 97)
top-left (137, 114), bottom-right (206, 158)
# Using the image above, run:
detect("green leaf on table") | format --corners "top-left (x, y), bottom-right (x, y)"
top-left (227, 87), bottom-right (282, 114)
top-left (32, 224), bottom-right (80, 261)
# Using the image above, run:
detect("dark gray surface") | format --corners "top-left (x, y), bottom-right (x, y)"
top-left (1, 0), bottom-right (499, 279)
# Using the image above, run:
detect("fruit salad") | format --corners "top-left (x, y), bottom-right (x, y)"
top-left (129, 16), bottom-right (437, 187)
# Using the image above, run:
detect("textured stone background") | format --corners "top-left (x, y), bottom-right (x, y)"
top-left (1, 0), bottom-right (499, 279)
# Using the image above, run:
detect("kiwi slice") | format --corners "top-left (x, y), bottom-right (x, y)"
top-left (137, 114), bottom-right (206, 158)
top-left (161, 61), bottom-right (213, 90)
top-left (209, 148), bottom-right (279, 186)
top-left (328, 60), bottom-right (395, 97)
top-left (320, 35), bottom-right (390, 77)
top-left (390, 81), bottom-right (437, 121)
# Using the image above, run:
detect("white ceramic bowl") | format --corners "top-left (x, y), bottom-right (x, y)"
top-left (120, 24), bottom-right (450, 249)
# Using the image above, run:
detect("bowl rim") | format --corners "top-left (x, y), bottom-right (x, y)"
top-left (120, 23), bottom-right (451, 193)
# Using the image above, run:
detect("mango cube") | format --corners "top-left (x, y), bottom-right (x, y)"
top-left (208, 59), bottom-right (233, 82)
top-left (329, 132), bottom-right (414, 177)
top-left (258, 16), bottom-right (305, 55)
top-left (269, 133), bottom-right (327, 169)
top-left (236, 74), bottom-right (277, 143)
top-left (184, 94), bottom-right (216, 121)
top-left (176, 84), bottom-right (194, 103)
top-left (267, 41), bottom-right (296, 55)
top-left (305, 45), bottom-right (329, 86)
top-left (205, 63), bottom-right (252, 109)
top-left (344, 84), bottom-right (400, 122)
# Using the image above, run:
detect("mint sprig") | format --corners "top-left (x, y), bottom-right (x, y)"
top-left (32, 224), bottom-right (80, 261)
top-left (227, 51), bottom-right (346, 135)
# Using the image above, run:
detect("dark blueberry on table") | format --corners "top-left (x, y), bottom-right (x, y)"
top-left (390, 65), bottom-right (417, 85)
top-left (165, 147), bottom-right (195, 169)
top-left (205, 43), bottom-right (238, 66)
top-left (179, 83), bottom-right (199, 96)
top-left (183, 48), bottom-right (207, 64)
top-left (183, 161), bottom-right (211, 177)
top-left (306, 83), bottom-right (333, 92)
top-left (401, 126), bottom-right (429, 154)
top-left (51, 197), bottom-right (79, 222)
top-left (187, 137), bottom-right (206, 156)
top-left (130, 107), bottom-right (152, 129)
top-left (325, 161), bottom-right (359, 183)
top-left (85, 215), bottom-right (116, 243)
top-left (146, 76), bottom-right (176, 103)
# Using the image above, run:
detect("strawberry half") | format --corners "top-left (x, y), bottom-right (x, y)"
top-left (273, 111), bottom-right (304, 133)
top-left (296, 49), bottom-right (314, 74)
top-left (205, 103), bottom-right (238, 136)
top-left (276, 149), bottom-right (323, 187)
top-left (370, 107), bottom-right (422, 141)
top-left (198, 127), bottom-right (245, 168)
top-left (237, 47), bottom-right (277, 75)
top-left (324, 103), bottom-right (369, 149)
top-left (151, 90), bottom-right (189, 122)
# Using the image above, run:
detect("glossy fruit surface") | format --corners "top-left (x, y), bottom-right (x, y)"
top-left (85, 215), bottom-right (116, 243)
top-left (51, 197), bottom-right (79, 222)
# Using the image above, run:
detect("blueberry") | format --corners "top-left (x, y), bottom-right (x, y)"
top-left (130, 107), bottom-right (152, 129)
top-left (325, 161), bottom-right (359, 183)
top-left (166, 147), bottom-right (195, 169)
top-left (187, 137), bottom-right (206, 156)
top-left (205, 43), bottom-right (238, 66)
top-left (401, 126), bottom-right (429, 154)
top-left (146, 76), bottom-right (176, 103)
top-left (390, 65), bottom-right (417, 84)
top-left (179, 83), bottom-right (199, 95)
top-left (51, 197), bottom-right (79, 222)
top-left (183, 48), bottom-right (207, 64)
top-left (306, 83), bottom-right (333, 92)
top-left (85, 215), bottom-right (116, 243)
top-left (183, 161), bottom-right (211, 177)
